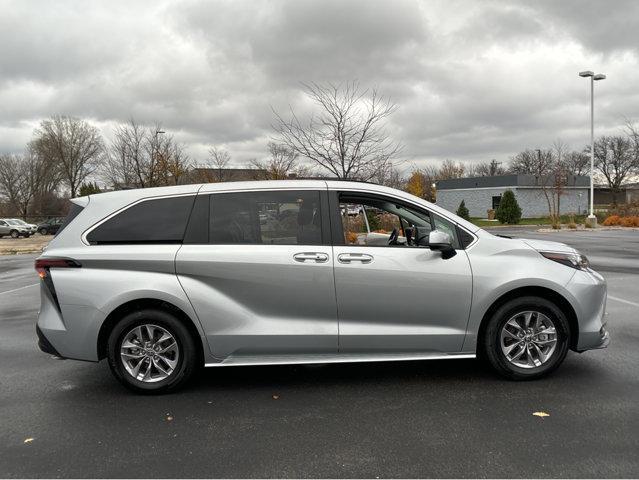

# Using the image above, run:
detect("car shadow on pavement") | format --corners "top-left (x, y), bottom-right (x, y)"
top-left (56, 352), bottom-right (608, 400)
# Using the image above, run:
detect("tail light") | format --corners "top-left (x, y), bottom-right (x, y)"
top-left (34, 258), bottom-right (81, 313)
top-left (35, 258), bottom-right (81, 279)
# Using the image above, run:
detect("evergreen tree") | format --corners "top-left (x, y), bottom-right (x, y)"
top-left (495, 190), bottom-right (522, 224)
top-left (79, 181), bottom-right (102, 196)
top-left (456, 200), bottom-right (470, 220)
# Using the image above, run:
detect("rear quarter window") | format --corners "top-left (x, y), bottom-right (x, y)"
top-left (86, 195), bottom-right (195, 245)
top-left (55, 202), bottom-right (85, 237)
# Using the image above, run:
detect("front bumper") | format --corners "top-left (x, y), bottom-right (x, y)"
top-left (566, 268), bottom-right (610, 351)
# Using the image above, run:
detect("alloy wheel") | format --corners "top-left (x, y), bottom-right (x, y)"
top-left (120, 324), bottom-right (180, 383)
top-left (500, 311), bottom-right (558, 369)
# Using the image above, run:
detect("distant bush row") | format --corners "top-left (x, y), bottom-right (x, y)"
top-left (602, 215), bottom-right (639, 227)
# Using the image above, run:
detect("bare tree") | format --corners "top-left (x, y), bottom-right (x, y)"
top-left (104, 119), bottom-right (146, 188)
top-left (103, 120), bottom-right (191, 188)
top-left (508, 148), bottom-right (554, 174)
top-left (471, 159), bottom-right (505, 177)
top-left (273, 81), bottom-right (402, 180)
top-left (369, 161), bottom-right (404, 189)
top-left (594, 135), bottom-right (637, 204)
top-left (31, 116), bottom-right (104, 197)
top-left (0, 153), bottom-right (50, 218)
top-left (438, 159), bottom-right (465, 180)
top-left (509, 145), bottom-right (567, 225)
top-left (563, 151), bottom-right (590, 176)
top-left (249, 142), bottom-right (305, 180)
top-left (155, 140), bottom-right (191, 186)
top-left (207, 146), bottom-right (232, 182)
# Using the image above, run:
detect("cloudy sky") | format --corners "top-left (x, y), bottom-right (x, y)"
top-left (1, 0), bottom-right (638, 171)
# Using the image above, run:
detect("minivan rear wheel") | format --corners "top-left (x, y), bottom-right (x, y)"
top-left (482, 296), bottom-right (570, 380)
top-left (106, 309), bottom-right (198, 394)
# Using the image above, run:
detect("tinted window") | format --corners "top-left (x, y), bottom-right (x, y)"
top-left (210, 190), bottom-right (322, 245)
top-left (87, 196), bottom-right (195, 244)
top-left (458, 228), bottom-right (475, 248)
top-left (56, 202), bottom-right (85, 236)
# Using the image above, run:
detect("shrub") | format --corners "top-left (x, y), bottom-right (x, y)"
top-left (456, 200), bottom-right (470, 220)
top-left (568, 222), bottom-right (577, 229)
top-left (601, 215), bottom-right (639, 227)
top-left (346, 231), bottom-right (359, 244)
top-left (621, 216), bottom-right (639, 227)
top-left (603, 215), bottom-right (621, 226)
top-left (495, 190), bottom-right (522, 224)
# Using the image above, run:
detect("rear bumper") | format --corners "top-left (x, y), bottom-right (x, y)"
top-left (36, 325), bottom-right (64, 358)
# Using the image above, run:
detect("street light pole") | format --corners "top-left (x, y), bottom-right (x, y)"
top-left (579, 71), bottom-right (605, 227)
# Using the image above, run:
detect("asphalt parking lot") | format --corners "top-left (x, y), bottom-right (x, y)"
top-left (1, 229), bottom-right (638, 478)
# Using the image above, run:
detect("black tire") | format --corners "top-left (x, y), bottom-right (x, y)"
top-left (482, 296), bottom-right (570, 380)
top-left (10, 230), bottom-right (19, 239)
top-left (107, 309), bottom-right (199, 394)
top-left (39, 228), bottom-right (48, 235)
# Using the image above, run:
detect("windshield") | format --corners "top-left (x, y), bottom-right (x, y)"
top-left (6, 220), bottom-right (21, 226)
top-left (10, 219), bottom-right (28, 225)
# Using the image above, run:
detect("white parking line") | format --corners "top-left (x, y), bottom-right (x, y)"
top-left (0, 283), bottom-right (38, 296)
top-left (608, 295), bottom-right (639, 308)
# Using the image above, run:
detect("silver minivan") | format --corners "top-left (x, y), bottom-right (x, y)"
top-left (35, 180), bottom-right (609, 393)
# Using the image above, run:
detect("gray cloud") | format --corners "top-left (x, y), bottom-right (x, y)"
top-left (0, 0), bottom-right (638, 170)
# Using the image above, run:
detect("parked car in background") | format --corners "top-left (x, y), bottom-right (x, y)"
top-left (37, 217), bottom-right (64, 235)
top-left (0, 219), bottom-right (32, 238)
top-left (35, 180), bottom-right (609, 394)
top-left (9, 218), bottom-right (37, 235)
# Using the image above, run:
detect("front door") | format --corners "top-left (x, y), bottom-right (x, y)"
top-left (332, 192), bottom-right (473, 353)
top-left (176, 189), bottom-right (338, 360)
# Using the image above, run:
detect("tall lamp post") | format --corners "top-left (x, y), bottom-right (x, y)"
top-left (579, 70), bottom-right (605, 227)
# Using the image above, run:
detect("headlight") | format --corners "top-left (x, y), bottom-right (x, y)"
top-left (540, 251), bottom-right (590, 270)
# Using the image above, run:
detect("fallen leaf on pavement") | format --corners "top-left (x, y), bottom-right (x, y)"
top-left (24, 438), bottom-right (34, 444)
top-left (272, 395), bottom-right (279, 400)
top-left (532, 411), bottom-right (550, 418)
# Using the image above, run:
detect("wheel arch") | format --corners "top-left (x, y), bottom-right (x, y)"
top-left (477, 286), bottom-right (579, 354)
top-left (97, 298), bottom-right (204, 362)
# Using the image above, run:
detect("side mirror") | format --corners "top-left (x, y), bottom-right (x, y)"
top-left (412, 226), bottom-right (430, 247)
top-left (428, 229), bottom-right (456, 259)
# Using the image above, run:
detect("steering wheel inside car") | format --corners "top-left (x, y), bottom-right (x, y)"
top-left (388, 228), bottom-right (399, 245)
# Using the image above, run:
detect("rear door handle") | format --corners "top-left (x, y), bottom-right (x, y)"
top-left (338, 253), bottom-right (374, 264)
top-left (293, 252), bottom-right (329, 263)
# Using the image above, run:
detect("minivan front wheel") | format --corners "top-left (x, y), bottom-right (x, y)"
top-left (107, 309), bottom-right (198, 393)
top-left (482, 296), bottom-right (570, 380)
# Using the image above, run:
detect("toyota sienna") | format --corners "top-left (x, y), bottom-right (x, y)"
top-left (35, 180), bottom-right (609, 393)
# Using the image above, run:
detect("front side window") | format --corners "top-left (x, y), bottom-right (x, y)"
top-left (339, 195), bottom-right (433, 247)
top-left (86, 196), bottom-right (195, 244)
top-left (209, 190), bottom-right (323, 245)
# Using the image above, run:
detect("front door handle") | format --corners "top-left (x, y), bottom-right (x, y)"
top-left (293, 252), bottom-right (329, 263)
top-left (338, 253), bottom-right (374, 264)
